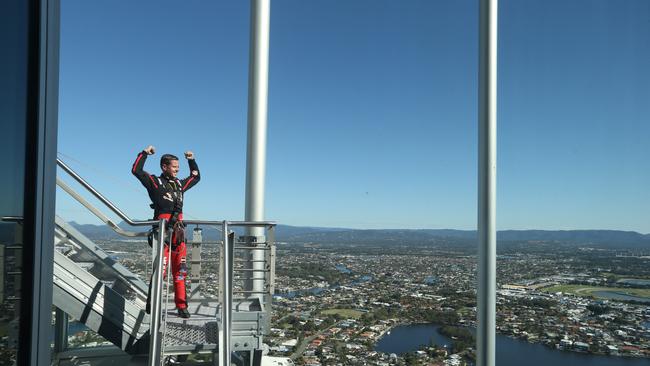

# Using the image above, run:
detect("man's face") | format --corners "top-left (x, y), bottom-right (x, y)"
top-left (162, 159), bottom-right (180, 178)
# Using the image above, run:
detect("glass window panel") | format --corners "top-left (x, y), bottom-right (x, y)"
top-left (0, 1), bottom-right (29, 364)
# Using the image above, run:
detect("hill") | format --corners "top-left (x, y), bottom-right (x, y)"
top-left (65, 221), bottom-right (650, 249)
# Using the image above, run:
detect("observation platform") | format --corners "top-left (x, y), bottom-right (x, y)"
top-left (50, 158), bottom-right (276, 366)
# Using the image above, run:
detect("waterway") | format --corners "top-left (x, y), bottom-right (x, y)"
top-left (375, 324), bottom-right (650, 366)
top-left (617, 279), bottom-right (650, 286)
top-left (375, 323), bottom-right (451, 353)
top-left (335, 264), bottom-right (351, 274)
top-left (424, 275), bottom-right (437, 285)
top-left (353, 275), bottom-right (372, 284)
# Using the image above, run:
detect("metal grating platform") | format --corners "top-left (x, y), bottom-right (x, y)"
top-left (160, 297), bottom-right (264, 355)
top-left (164, 321), bottom-right (220, 347)
top-left (162, 299), bottom-right (220, 353)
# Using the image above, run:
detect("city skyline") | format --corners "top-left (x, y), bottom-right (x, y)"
top-left (55, 0), bottom-right (650, 233)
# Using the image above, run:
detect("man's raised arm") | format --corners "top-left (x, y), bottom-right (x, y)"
top-left (132, 145), bottom-right (157, 188)
top-left (180, 150), bottom-right (200, 192)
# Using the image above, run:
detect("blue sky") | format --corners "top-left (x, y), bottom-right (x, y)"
top-left (56, 0), bottom-right (650, 233)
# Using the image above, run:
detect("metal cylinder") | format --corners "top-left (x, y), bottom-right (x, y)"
top-left (220, 222), bottom-right (233, 366)
top-left (244, 0), bottom-right (271, 300)
top-left (477, 0), bottom-right (498, 365)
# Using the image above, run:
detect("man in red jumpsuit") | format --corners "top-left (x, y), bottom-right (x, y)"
top-left (132, 145), bottom-right (200, 318)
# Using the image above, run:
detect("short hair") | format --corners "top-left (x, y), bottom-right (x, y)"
top-left (160, 154), bottom-right (179, 168)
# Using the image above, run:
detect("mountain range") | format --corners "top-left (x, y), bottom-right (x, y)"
top-left (63, 221), bottom-right (650, 248)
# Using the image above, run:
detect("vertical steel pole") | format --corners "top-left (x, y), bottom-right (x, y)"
top-left (244, 0), bottom-right (271, 298)
top-left (148, 219), bottom-right (166, 366)
top-left (478, 0), bottom-right (497, 366)
top-left (191, 227), bottom-right (203, 296)
top-left (220, 222), bottom-right (233, 366)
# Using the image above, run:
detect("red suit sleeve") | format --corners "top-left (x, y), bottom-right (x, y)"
top-left (131, 151), bottom-right (157, 189)
top-left (180, 159), bottom-right (200, 192)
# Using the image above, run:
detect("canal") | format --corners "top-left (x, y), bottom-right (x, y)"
top-left (375, 324), bottom-right (650, 366)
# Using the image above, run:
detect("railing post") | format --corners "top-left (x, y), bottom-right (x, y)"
top-left (148, 219), bottom-right (166, 366)
top-left (219, 239), bottom-right (224, 302)
top-left (191, 227), bottom-right (203, 297)
top-left (220, 222), bottom-right (233, 366)
top-left (267, 225), bottom-right (276, 309)
top-left (478, 0), bottom-right (497, 365)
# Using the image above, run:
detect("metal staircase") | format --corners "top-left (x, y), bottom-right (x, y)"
top-left (52, 158), bottom-right (276, 366)
top-left (53, 216), bottom-right (150, 353)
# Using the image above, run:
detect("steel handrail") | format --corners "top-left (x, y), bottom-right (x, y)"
top-left (56, 157), bottom-right (277, 365)
top-left (184, 220), bottom-right (275, 227)
top-left (54, 161), bottom-right (166, 365)
top-left (57, 158), bottom-right (158, 227)
top-left (56, 177), bottom-right (149, 237)
top-left (57, 158), bottom-right (276, 230)
top-left (55, 157), bottom-right (278, 235)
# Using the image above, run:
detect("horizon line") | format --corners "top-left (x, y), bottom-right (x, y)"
top-left (68, 220), bottom-right (650, 236)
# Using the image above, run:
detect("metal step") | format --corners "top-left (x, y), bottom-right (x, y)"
top-left (53, 251), bottom-right (150, 353)
top-left (54, 216), bottom-right (149, 307)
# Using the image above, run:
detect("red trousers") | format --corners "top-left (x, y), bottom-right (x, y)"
top-left (156, 213), bottom-right (188, 310)
top-left (162, 239), bottom-right (188, 309)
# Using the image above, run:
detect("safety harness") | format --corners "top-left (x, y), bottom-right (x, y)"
top-left (148, 175), bottom-right (186, 248)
